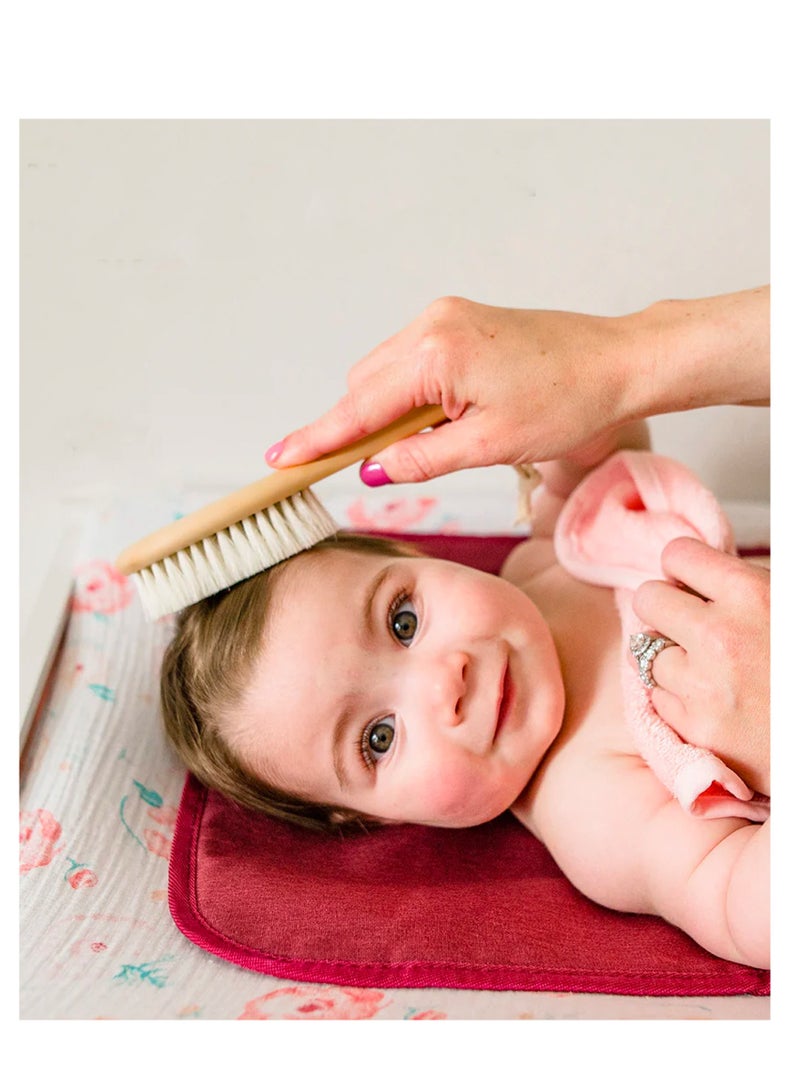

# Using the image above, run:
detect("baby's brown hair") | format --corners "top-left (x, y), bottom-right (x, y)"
top-left (160, 532), bottom-right (422, 834)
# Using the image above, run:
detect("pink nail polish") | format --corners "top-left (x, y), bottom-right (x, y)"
top-left (265, 440), bottom-right (285, 465)
top-left (360, 461), bottom-right (393, 487)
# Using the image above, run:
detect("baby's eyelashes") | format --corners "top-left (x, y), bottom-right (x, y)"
top-left (388, 591), bottom-right (418, 645)
top-left (359, 716), bottom-right (396, 769)
top-left (352, 583), bottom-right (417, 773)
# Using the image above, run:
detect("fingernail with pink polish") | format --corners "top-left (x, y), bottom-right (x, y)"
top-left (265, 440), bottom-right (285, 465)
top-left (360, 461), bottom-right (393, 487)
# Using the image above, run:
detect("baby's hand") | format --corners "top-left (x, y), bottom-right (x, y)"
top-left (532, 419), bottom-right (651, 500)
top-left (633, 538), bottom-right (770, 796)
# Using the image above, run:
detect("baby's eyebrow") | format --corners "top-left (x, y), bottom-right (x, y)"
top-left (360, 563), bottom-right (394, 641)
top-left (331, 563), bottom-right (395, 790)
top-left (332, 708), bottom-right (354, 791)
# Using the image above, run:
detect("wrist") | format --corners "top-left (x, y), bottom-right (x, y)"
top-left (615, 287), bottom-right (770, 421)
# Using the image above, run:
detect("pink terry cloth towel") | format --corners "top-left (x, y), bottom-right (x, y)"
top-left (553, 450), bottom-right (770, 822)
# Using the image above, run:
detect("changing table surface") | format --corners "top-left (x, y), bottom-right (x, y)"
top-left (19, 480), bottom-right (770, 1020)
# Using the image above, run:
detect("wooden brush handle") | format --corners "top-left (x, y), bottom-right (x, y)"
top-left (115, 405), bottom-right (447, 574)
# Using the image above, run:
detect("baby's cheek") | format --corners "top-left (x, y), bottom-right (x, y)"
top-left (425, 768), bottom-right (470, 812)
top-left (422, 766), bottom-right (506, 827)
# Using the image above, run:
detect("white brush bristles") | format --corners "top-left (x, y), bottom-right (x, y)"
top-left (133, 488), bottom-right (339, 619)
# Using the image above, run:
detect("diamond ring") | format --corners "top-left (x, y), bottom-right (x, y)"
top-left (629, 632), bottom-right (678, 689)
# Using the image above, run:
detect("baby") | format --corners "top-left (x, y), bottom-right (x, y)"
top-left (160, 425), bottom-right (769, 970)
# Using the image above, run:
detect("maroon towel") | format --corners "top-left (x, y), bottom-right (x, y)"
top-left (168, 533), bottom-right (769, 996)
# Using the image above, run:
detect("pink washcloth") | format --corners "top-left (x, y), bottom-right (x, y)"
top-left (553, 451), bottom-right (769, 822)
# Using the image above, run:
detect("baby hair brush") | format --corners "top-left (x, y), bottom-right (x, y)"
top-left (115, 405), bottom-right (446, 619)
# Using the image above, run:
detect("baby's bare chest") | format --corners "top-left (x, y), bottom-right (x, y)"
top-left (527, 564), bottom-right (635, 756)
top-left (511, 560), bottom-right (703, 910)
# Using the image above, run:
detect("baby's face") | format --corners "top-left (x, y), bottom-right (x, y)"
top-left (233, 549), bottom-right (565, 828)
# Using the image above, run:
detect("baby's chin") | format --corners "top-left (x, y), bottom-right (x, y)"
top-left (422, 806), bottom-right (512, 830)
top-left (383, 791), bottom-right (522, 830)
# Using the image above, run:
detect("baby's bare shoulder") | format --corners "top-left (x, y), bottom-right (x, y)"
top-left (514, 743), bottom-right (751, 918)
top-left (500, 536), bottom-right (558, 586)
top-left (514, 745), bottom-right (666, 912)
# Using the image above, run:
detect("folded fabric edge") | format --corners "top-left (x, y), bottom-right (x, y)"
top-left (167, 777), bottom-right (769, 997)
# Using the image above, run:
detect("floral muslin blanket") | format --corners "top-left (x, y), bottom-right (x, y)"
top-left (19, 482), bottom-right (769, 1020)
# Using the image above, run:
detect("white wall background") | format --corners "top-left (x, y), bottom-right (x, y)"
top-left (20, 119), bottom-right (769, 621)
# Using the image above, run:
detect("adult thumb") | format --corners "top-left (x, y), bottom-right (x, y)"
top-left (359, 417), bottom-right (490, 486)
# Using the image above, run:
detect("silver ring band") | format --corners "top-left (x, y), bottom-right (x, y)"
top-left (629, 632), bottom-right (678, 688)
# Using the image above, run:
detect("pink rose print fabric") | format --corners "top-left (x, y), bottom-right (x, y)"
top-left (238, 985), bottom-right (389, 1020)
top-left (65, 862), bottom-right (99, 889)
top-left (72, 560), bottom-right (134, 614)
top-left (118, 780), bottom-right (177, 860)
top-left (20, 809), bottom-right (63, 874)
top-left (20, 810), bottom-right (100, 888)
top-left (144, 804), bottom-right (178, 861)
top-left (346, 496), bottom-right (461, 534)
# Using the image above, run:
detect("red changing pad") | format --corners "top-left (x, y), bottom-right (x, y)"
top-left (167, 533), bottom-right (770, 996)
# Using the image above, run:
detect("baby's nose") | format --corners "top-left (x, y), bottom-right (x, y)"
top-left (430, 651), bottom-right (469, 727)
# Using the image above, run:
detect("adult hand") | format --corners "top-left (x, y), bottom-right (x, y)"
top-left (266, 296), bottom-right (630, 483)
top-left (265, 288), bottom-right (769, 485)
top-left (633, 537), bottom-right (770, 796)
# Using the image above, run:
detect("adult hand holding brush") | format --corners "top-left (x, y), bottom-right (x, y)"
top-left (267, 289), bottom-right (769, 485)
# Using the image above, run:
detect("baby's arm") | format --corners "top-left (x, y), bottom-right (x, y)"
top-left (520, 755), bottom-right (769, 968)
top-left (521, 419), bottom-right (651, 539)
top-left (532, 418), bottom-right (651, 504)
top-left (502, 419), bottom-right (651, 583)
top-left (640, 805), bottom-right (769, 968)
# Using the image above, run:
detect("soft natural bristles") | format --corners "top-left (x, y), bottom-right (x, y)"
top-left (133, 488), bottom-right (339, 619)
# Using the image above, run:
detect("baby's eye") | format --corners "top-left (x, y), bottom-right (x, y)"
top-left (361, 717), bottom-right (395, 767)
top-left (389, 597), bottom-right (418, 645)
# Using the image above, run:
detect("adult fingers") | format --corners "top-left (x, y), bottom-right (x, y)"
top-left (360, 413), bottom-right (497, 485)
top-left (649, 642), bottom-right (688, 693)
top-left (266, 310), bottom-right (454, 467)
top-left (628, 635), bottom-right (686, 694)
top-left (659, 537), bottom-right (746, 603)
top-left (649, 686), bottom-right (687, 735)
top-left (266, 385), bottom-right (416, 468)
top-left (632, 579), bottom-right (707, 649)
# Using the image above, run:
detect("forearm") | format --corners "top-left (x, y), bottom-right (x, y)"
top-left (616, 286), bottom-right (770, 421)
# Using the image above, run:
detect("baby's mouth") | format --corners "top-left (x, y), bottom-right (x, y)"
top-left (493, 658), bottom-right (514, 742)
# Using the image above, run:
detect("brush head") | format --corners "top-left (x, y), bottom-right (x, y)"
top-left (116, 407), bottom-right (447, 619)
top-left (131, 488), bottom-right (339, 619)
